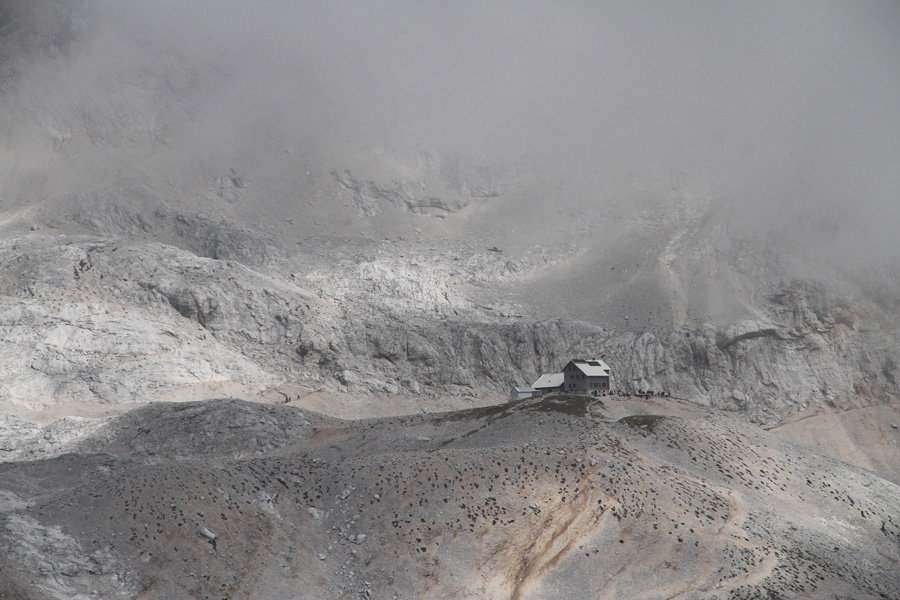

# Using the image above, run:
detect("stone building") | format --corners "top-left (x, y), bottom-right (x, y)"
top-left (562, 359), bottom-right (610, 394)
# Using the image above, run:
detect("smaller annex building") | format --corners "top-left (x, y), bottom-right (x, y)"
top-left (510, 386), bottom-right (538, 400)
top-left (561, 358), bottom-right (611, 394)
top-left (532, 372), bottom-right (564, 395)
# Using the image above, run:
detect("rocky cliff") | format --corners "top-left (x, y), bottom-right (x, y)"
top-left (2, 231), bottom-right (898, 427)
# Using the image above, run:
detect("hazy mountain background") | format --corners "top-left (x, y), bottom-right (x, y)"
top-left (2, 0), bottom-right (898, 409)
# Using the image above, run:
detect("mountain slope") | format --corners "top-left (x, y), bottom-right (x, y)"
top-left (2, 397), bottom-right (899, 599)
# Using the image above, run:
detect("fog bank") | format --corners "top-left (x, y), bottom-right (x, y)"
top-left (3, 0), bottom-right (899, 261)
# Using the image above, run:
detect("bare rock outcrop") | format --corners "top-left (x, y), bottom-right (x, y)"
top-left (332, 170), bottom-right (466, 217)
top-left (1, 233), bottom-right (898, 427)
top-left (43, 180), bottom-right (273, 266)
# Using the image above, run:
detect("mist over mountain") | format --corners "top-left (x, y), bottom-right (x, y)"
top-left (4, 0), bottom-right (900, 255)
top-left (2, 1), bottom-right (900, 598)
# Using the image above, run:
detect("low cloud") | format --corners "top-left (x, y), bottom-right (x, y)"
top-left (3, 0), bottom-right (899, 261)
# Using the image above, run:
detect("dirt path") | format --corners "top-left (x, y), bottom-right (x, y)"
top-left (507, 486), bottom-right (609, 600)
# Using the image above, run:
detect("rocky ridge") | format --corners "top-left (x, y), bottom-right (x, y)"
top-left (2, 234), bottom-right (898, 423)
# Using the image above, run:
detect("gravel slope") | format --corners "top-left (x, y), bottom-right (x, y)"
top-left (1, 397), bottom-right (899, 599)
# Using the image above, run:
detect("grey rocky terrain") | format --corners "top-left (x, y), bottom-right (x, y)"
top-left (3, 396), bottom-right (900, 599)
top-left (2, 1), bottom-right (900, 597)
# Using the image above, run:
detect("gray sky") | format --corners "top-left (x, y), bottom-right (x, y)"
top-left (9, 0), bottom-right (900, 258)
top-left (107, 1), bottom-right (899, 150)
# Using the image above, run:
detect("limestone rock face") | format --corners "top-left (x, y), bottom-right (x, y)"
top-left (42, 181), bottom-right (274, 266)
top-left (332, 169), bottom-right (468, 217)
top-left (1, 234), bottom-right (898, 428)
top-left (0, 412), bottom-right (110, 461)
top-left (599, 278), bottom-right (900, 423)
top-left (0, 237), bottom-right (280, 414)
top-left (0, 298), bottom-right (274, 412)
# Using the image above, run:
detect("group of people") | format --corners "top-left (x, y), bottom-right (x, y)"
top-left (602, 389), bottom-right (670, 399)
